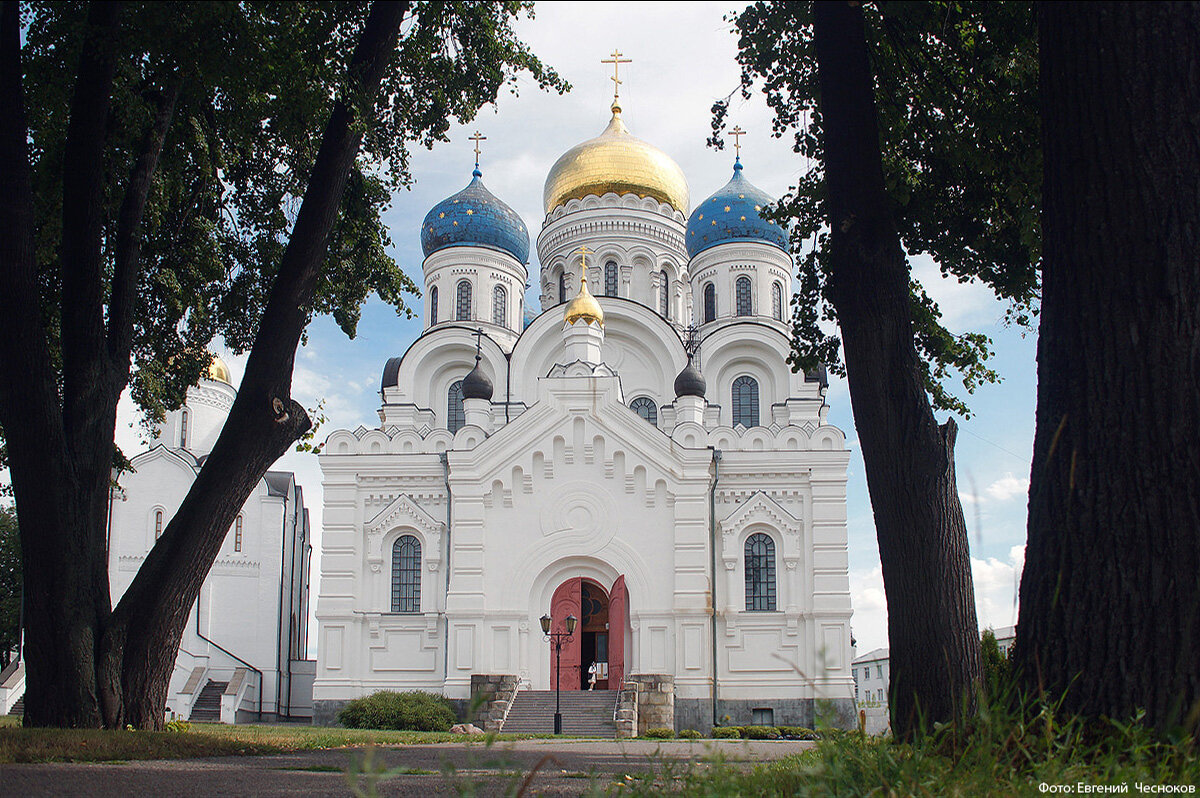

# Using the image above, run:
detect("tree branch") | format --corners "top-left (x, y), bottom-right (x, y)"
top-left (107, 72), bottom-right (185, 372)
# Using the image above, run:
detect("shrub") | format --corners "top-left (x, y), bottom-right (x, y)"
top-left (337, 691), bottom-right (456, 732)
top-left (711, 726), bottom-right (742, 739)
top-left (743, 725), bottom-right (782, 740)
top-left (644, 727), bottom-right (675, 739)
top-left (164, 719), bottom-right (191, 733)
top-left (678, 729), bottom-right (702, 739)
top-left (777, 725), bottom-right (818, 740)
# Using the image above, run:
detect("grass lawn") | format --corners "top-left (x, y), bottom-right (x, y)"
top-left (0, 721), bottom-right (552, 764)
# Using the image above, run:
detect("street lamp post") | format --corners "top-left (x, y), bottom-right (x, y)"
top-left (540, 612), bottom-right (577, 735)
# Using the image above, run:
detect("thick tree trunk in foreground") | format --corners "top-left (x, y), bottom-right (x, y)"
top-left (813, 1), bottom-right (981, 738)
top-left (1016, 2), bottom-right (1200, 731)
top-left (0, 0), bottom-right (406, 728)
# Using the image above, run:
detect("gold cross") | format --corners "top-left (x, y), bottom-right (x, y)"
top-left (469, 131), bottom-right (487, 165)
top-left (578, 244), bottom-right (593, 269)
top-left (601, 49), bottom-right (631, 101)
top-left (729, 126), bottom-right (746, 159)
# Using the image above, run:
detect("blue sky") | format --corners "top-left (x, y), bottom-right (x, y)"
top-left (116, 1), bottom-right (1038, 656)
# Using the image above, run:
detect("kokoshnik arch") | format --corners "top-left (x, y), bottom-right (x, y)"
top-left (313, 65), bottom-right (856, 730)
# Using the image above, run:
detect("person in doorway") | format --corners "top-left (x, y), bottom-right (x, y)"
top-left (587, 661), bottom-right (598, 690)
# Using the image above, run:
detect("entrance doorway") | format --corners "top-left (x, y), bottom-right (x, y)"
top-left (549, 575), bottom-right (628, 691)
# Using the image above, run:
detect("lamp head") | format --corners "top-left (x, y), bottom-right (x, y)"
top-left (566, 614), bottom-right (578, 635)
top-left (540, 614), bottom-right (551, 635)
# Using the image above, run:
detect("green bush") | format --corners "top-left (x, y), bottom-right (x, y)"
top-left (164, 719), bottom-right (191, 733)
top-left (777, 725), bottom-right (818, 740)
top-left (677, 728), bottom-right (702, 739)
top-left (337, 691), bottom-right (457, 732)
top-left (644, 727), bottom-right (675, 739)
top-left (743, 725), bottom-right (782, 740)
top-left (710, 726), bottom-right (742, 739)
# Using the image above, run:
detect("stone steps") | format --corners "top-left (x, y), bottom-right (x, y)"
top-left (189, 679), bottom-right (227, 722)
top-left (502, 690), bottom-right (617, 737)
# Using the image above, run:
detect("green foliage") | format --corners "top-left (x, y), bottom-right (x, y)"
top-left (163, 719), bottom-right (190, 733)
top-left (0, 508), bottom-right (18, 668)
top-left (777, 726), bottom-right (817, 740)
top-left (719, 2), bottom-right (1040, 415)
top-left (643, 727), bottom-right (675, 739)
top-left (337, 691), bottom-right (457, 732)
top-left (742, 725), bottom-right (782, 740)
top-left (677, 728), bottom-right (702, 739)
top-left (20, 1), bottom-right (566, 427)
top-left (980, 629), bottom-right (1012, 698)
top-left (710, 726), bottom-right (742, 739)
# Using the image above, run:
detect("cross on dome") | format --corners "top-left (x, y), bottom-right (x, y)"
top-left (601, 49), bottom-right (631, 110)
top-left (468, 131), bottom-right (487, 176)
top-left (729, 126), bottom-right (746, 160)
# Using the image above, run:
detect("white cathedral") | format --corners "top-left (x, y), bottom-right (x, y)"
top-left (313, 90), bottom-right (856, 730)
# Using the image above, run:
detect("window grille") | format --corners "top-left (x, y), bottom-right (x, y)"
top-left (604, 261), bottom-right (618, 296)
top-left (391, 535), bottom-right (421, 613)
top-left (772, 282), bottom-right (784, 321)
top-left (456, 279), bottom-right (472, 320)
top-left (429, 286), bottom-right (438, 325)
top-left (660, 272), bottom-right (670, 318)
top-left (234, 515), bottom-right (243, 552)
top-left (493, 284), bottom-right (507, 328)
top-left (736, 276), bottom-right (752, 316)
top-left (732, 376), bottom-right (759, 428)
top-left (703, 283), bottom-right (716, 323)
top-left (745, 532), bottom-right (777, 611)
top-left (447, 380), bottom-right (465, 433)
top-left (630, 397), bottom-right (658, 425)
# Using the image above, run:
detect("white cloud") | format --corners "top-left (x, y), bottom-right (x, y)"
top-left (986, 473), bottom-right (1030, 502)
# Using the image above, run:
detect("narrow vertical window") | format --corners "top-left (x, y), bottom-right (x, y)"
top-left (659, 272), bottom-right (670, 318)
top-left (391, 535), bottom-right (421, 613)
top-left (604, 260), bottom-right (618, 296)
top-left (155, 510), bottom-right (163, 540)
top-left (429, 286), bottom-right (438, 325)
top-left (180, 407), bottom-right (189, 449)
top-left (745, 532), bottom-right (776, 611)
top-left (493, 284), bottom-right (507, 328)
top-left (558, 271), bottom-right (567, 304)
top-left (732, 376), bottom-right (759, 428)
top-left (630, 397), bottom-right (658, 425)
top-left (234, 515), bottom-right (243, 552)
top-left (447, 380), bottom-right (465, 433)
top-left (736, 276), bottom-right (753, 316)
top-left (772, 282), bottom-right (784, 321)
top-left (456, 279), bottom-right (472, 320)
top-left (703, 283), bottom-right (716, 323)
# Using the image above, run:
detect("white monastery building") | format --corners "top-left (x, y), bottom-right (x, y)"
top-left (106, 359), bottom-right (315, 723)
top-left (313, 87), bottom-right (856, 730)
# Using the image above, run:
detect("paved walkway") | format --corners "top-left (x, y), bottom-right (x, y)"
top-left (1, 738), bottom-right (814, 796)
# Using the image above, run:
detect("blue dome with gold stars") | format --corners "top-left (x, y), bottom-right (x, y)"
top-left (685, 160), bottom-right (787, 258)
top-left (421, 168), bottom-right (529, 263)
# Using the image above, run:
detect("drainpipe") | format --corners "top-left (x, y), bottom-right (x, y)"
top-left (709, 448), bottom-right (722, 728)
top-left (440, 452), bottom-right (453, 685)
top-left (276, 495), bottom-right (289, 721)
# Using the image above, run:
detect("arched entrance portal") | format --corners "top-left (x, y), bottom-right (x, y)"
top-left (549, 575), bottom-right (628, 690)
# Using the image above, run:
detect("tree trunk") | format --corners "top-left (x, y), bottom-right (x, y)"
top-left (1016, 2), bottom-right (1200, 731)
top-left (0, 0), bottom-right (407, 728)
top-left (812, 1), bottom-right (981, 738)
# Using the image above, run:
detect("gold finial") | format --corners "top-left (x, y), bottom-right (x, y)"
top-left (729, 126), bottom-right (746, 160)
top-left (468, 131), bottom-right (487, 172)
top-left (564, 245), bottom-right (604, 327)
top-left (601, 49), bottom-right (631, 110)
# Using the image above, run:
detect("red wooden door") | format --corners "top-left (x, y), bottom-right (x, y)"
top-left (550, 577), bottom-right (582, 691)
top-left (609, 575), bottom-right (628, 687)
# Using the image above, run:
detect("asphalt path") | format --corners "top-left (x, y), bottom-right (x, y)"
top-left (1, 738), bottom-right (814, 797)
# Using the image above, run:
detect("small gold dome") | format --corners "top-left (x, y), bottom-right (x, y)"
top-left (543, 104), bottom-right (689, 214)
top-left (207, 354), bottom-right (232, 385)
top-left (564, 270), bottom-right (604, 327)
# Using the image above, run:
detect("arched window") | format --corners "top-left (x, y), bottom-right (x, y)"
top-left (772, 282), bottom-right (784, 321)
top-left (659, 272), bottom-right (670, 318)
top-left (429, 285), bottom-right (438, 325)
top-left (703, 283), bottom-right (716, 323)
top-left (604, 260), bottom-right (618, 296)
top-left (234, 515), bottom-right (243, 552)
top-left (745, 532), bottom-right (777, 611)
top-left (630, 397), bottom-right (658, 425)
top-left (558, 271), bottom-right (567, 304)
top-left (447, 380), bottom-right (465, 433)
top-left (180, 407), bottom-right (189, 449)
top-left (736, 276), bottom-right (753, 316)
top-left (493, 284), bottom-right (507, 328)
top-left (455, 279), bottom-right (472, 320)
top-left (155, 509), bottom-right (164, 540)
top-left (391, 535), bottom-right (421, 613)
top-left (732, 376), bottom-right (759, 428)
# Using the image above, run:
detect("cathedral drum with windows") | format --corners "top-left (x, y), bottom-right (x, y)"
top-left (313, 94), bottom-right (856, 731)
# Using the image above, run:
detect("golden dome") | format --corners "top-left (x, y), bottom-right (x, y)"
top-left (564, 269), bottom-right (604, 327)
top-left (543, 103), bottom-right (689, 214)
top-left (207, 354), bottom-right (232, 385)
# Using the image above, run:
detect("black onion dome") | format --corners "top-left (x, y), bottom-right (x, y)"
top-left (674, 355), bottom-right (707, 399)
top-left (381, 356), bottom-right (402, 392)
top-left (461, 356), bottom-right (493, 401)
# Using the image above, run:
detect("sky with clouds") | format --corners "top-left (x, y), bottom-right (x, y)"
top-left (113, 1), bottom-right (1039, 658)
